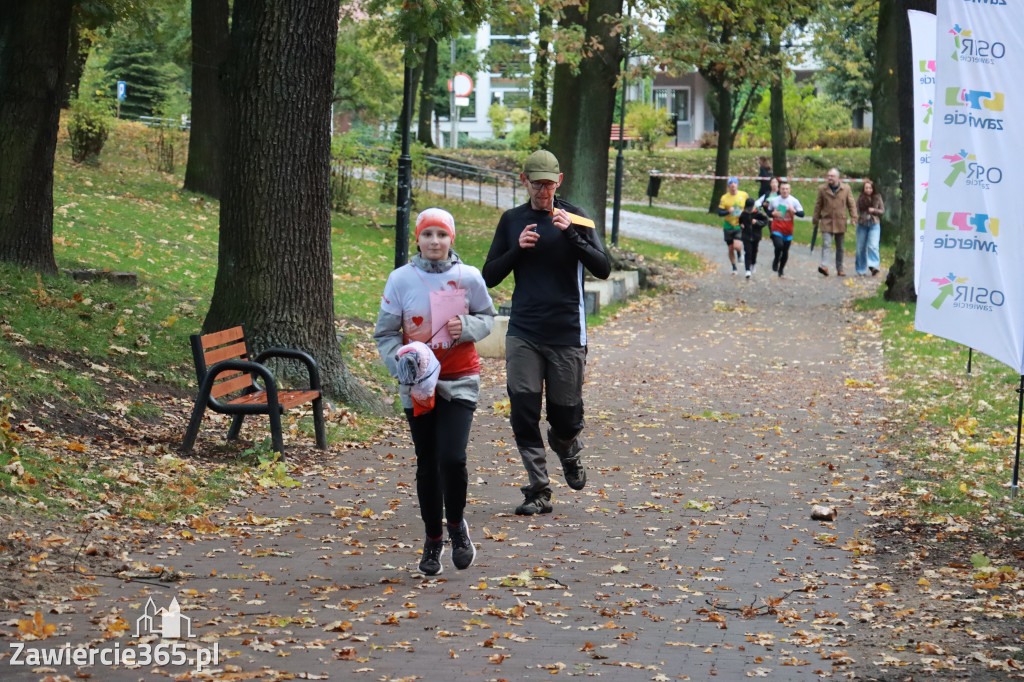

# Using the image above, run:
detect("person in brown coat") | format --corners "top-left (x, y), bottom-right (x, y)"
top-left (812, 168), bottom-right (858, 276)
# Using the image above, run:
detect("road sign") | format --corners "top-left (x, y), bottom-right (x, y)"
top-left (117, 81), bottom-right (126, 101)
top-left (455, 96), bottom-right (470, 107)
top-left (447, 73), bottom-right (473, 98)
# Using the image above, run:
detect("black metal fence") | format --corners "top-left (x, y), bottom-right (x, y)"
top-left (421, 154), bottom-right (519, 210)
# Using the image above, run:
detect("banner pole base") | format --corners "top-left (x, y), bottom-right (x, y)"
top-left (1012, 485), bottom-right (1018, 500)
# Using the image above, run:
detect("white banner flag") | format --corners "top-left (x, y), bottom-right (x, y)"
top-left (915, 0), bottom-right (1023, 373)
top-left (908, 10), bottom-right (936, 295)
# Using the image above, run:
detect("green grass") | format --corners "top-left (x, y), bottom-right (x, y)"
top-left (1, 119), bottom-right (707, 523)
top-left (855, 292), bottom-right (1024, 529)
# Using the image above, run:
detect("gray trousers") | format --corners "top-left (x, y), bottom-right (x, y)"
top-left (505, 336), bottom-right (586, 496)
top-left (820, 232), bottom-right (845, 271)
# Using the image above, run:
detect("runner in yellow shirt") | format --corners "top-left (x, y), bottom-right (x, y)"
top-left (717, 177), bottom-right (749, 275)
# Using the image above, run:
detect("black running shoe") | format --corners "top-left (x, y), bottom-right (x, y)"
top-left (418, 537), bottom-right (444, 576)
top-left (448, 520), bottom-right (476, 570)
top-left (515, 492), bottom-right (553, 515)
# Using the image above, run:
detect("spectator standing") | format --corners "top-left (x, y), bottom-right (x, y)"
top-left (757, 156), bottom-right (773, 199)
top-left (374, 208), bottom-right (496, 576)
top-left (767, 180), bottom-right (805, 278)
top-left (717, 176), bottom-right (749, 275)
top-left (855, 180), bottom-right (885, 276)
top-left (482, 150), bottom-right (611, 516)
top-left (812, 168), bottom-right (858, 277)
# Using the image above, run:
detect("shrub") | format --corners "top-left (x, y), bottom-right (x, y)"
top-left (488, 103), bottom-right (509, 139)
top-left (698, 131), bottom-right (718, 149)
top-left (330, 133), bottom-right (367, 214)
top-left (812, 128), bottom-right (871, 148)
top-left (67, 99), bottom-right (111, 164)
top-left (506, 109), bottom-right (532, 150)
top-left (624, 102), bottom-right (673, 153)
top-left (144, 118), bottom-right (185, 173)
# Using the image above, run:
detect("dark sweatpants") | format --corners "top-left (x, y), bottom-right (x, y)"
top-left (743, 233), bottom-right (762, 271)
top-left (505, 336), bottom-right (586, 497)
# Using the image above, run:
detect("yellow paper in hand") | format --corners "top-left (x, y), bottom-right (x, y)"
top-left (551, 208), bottom-right (595, 229)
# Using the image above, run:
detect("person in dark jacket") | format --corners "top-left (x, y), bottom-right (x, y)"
top-left (482, 150), bottom-right (611, 516)
top-left (738, 197), bottom-right (768, 278)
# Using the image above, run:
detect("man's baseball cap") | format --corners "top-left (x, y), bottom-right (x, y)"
top-left (523, 150), bottom-right (561, 182)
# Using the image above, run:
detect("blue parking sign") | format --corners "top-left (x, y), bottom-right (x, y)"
top-left (117, 81), bottom-right (126, 101)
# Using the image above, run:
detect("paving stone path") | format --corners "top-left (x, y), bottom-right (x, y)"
top-left (2, 212), bottom-right (891, 681)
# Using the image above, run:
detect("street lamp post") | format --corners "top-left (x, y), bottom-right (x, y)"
top-left (395, 53), bottom-right (413, 269)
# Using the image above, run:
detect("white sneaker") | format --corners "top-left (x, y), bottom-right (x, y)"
top-left (751, 265), bottom-right (756, 274)
top-left (744, 270), bottom-right (751, 279)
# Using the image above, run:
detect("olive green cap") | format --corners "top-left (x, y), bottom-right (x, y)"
top-left (523, 150), bottom-right (561, 182)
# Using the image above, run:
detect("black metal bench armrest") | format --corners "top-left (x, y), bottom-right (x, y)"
top-left (254, 348), bottom-right (322, 392)
top-left (201, 359), bottom-right (280, 413)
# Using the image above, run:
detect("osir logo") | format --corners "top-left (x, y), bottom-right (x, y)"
top-left (930, 273), bottom-right (1005, 312)
top-left (941, 149), bottom-right (1003, 189)
top-left (949, 24), bottom-right (1007, 64)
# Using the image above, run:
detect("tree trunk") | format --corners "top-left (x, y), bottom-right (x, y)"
top-left (530, 7), bottom-right (551, 137)
top-left (61, 11), bottom-right (92, 108)
top-left (207, 0), bottom-right (385, 414)
top-left (707, 81), bottom-right (733, 213)
top-left (768, 33), bottom-right (787, 177)
top-left (549, 0), bottom-right (623, 240)
top-left (183, 0), bottom-right (229, 199)
top-left (871, 0), bottom-right (902, 253)
top-left (0, 0), bottom-right (72, 274)
top-left (416, 38), bottom-right (437, 146)
top-left (881, 0), bottom-right (935, 302)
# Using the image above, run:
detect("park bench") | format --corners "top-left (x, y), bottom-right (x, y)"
top-left (182, 326), bottom-right (326, 454)
top-left (610, 124), bottom-right (641, 142)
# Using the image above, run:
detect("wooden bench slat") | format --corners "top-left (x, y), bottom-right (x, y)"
top-left (200, 326), bottom-right (245, 350)
top-left (227, 390), bottom-right (320, 411)
top-left (609, 124), bottom-right (641, 141)
top-left (204, 341), bottom-right (249, 366)
top-left (211, 372), bottom-right (251, 399)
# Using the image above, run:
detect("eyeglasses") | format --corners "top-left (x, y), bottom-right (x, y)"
top-left (528, 180), bottom-right (558, 191)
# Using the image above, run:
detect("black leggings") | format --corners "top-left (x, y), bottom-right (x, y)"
top-left (771, 234), bottom-right (792, 274)
top-left (743, 235), bottom-right (761, 270)
top-left (405, 397), bottom-right (475, 538)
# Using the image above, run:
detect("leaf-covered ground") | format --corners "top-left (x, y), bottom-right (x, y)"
top-left (3, 221), bottom-right (1022, 680)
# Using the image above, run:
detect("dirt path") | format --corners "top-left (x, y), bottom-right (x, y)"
top-left (2, 217), bottom-right (1001, 681)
